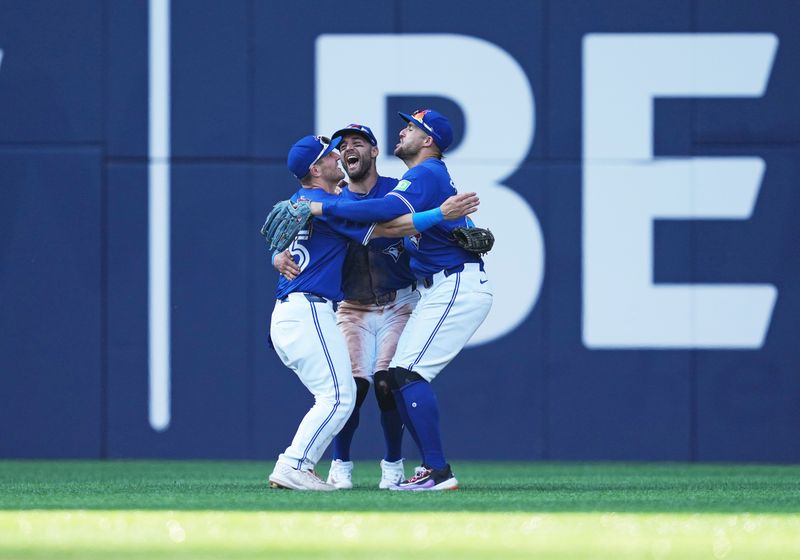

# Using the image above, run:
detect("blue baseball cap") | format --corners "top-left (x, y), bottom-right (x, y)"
top-left (286, 135), bottom-right (342, 179)
top-left (398, 109), bottom-right (454, 152)
top-left (331, 123), bottom-right (378, 146)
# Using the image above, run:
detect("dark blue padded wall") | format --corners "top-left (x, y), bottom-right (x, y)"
top-left (0, 149), bottom-right (103, 458)
top-left (1, 0), bottom-right (798, 462)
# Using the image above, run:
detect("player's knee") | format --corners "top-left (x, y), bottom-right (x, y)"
top-left (354, 377), bottom-right (370, 408)
top-left (373, 370), bottom-right (398, 411)
top-left (389, 366), bottom-right (426, 389)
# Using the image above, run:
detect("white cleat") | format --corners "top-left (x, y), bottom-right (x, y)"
top-left (326, 459), bottom-right (354, 489)
top-left (268, 462), bottom-right (337, 491)
top-left (379, 458), bottom-right (405, 489)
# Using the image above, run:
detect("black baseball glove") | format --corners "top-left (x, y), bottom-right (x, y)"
top-left (452, 226), bottom-right (495, 256)
top-left (260, 200), bottom-right (312, 252)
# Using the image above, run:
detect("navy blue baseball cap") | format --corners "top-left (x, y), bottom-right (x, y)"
top-left (287, 134), bottom-right (342, 179)
top-left (331, 123), bottom-right (378, 146)
top-left (398, 109), bottom-right (454, 152)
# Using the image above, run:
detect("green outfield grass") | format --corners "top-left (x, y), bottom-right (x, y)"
top-left (1, 461), bottom-right (799, 559)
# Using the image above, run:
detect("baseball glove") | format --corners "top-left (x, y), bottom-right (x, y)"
top-left (260, 200), bottom-right (312, 252)
top-left (452, 226), bottom-right (495, 256)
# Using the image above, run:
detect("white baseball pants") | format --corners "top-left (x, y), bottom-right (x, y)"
top-left (390, 263), bottom-right (493, 381)
top-left (270, 293), bottom-right (356, 471)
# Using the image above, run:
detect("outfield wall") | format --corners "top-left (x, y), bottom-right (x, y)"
top-left (2, 0), bottom-right (799, 462)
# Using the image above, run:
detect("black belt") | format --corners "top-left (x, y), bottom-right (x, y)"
top-left (347, 281), bottom-right (419, 306)
top-left (421, 263), bottom-right (484, 289)
top-left (280, 293), bottom-right (337, 310)
top-left (351, 291), bottom-right (397, 306)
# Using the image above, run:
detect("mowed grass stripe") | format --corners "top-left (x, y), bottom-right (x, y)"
top-left (1, 461), bottom-right (800, 513)
top-left (2, 462), bottom-right (800, 559)
top-left (1, 511), bottom-right (800, 560)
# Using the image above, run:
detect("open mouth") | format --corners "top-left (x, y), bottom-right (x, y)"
top-left (345, 154), bottom-right (360, 171)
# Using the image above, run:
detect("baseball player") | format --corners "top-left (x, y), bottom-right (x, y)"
top-left (306, 109), bottom-right (493, 491)
top-left (275, 124), bottom-right (417, 490)
top-left (267, 132), bottom-right (479, 491)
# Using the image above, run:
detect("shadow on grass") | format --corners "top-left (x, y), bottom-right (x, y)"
top-left (1, 460), bottom-right (799, 513)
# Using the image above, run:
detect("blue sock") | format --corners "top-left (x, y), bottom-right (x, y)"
top-left (380, 408), bottom-right (405, 462)
top-left (331, 406), bottom-right (359, 462)
top-left (332, 377), bottom-right (370, 462)
top-left (396, 380), bottom-right (447, 470)
top-left (392, 389), bottom-right (423, 457)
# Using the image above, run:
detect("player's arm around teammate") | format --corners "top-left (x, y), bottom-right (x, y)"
top-left (384, 109), bottom-right (494, 491)
top-left (273, 194), bottom-right (478, 281)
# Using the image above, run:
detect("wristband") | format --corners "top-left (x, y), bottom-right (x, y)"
top-left (411, 207), bottom-right (445, 232)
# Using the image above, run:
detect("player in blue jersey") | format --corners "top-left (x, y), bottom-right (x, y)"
top-left (267, 132), bottom-right (479, 491)
top-left (307, 109), bottom-right (493, 491)
top-left (276, 124), bottom-right (416, 489)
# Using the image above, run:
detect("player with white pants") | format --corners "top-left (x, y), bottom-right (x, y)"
top-left (267, 132), bottom-right (480, 491)
top-left (266, 134), bottom-right (365, 492)
top-left (269, 292), bottom-right (355, 485)
top-left (310, 109), bottom-right (493, 491)
top-left (390, 262), bottom-right (490, 382)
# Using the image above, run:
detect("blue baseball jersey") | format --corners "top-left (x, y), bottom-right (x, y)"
top-left (274, 188), bottom-right (372, 301)
top-left (340, 176), bottom-right (416, 300)
top-left (323, 158), bottom-right (481, 277)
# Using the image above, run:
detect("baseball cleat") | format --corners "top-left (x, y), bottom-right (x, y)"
top-left (268, 462), bottom-right (338, 491)
top-left (326, 459), bottom-right (354, 489)
top-left (389, 464), bottom-right (459, 492)
top-left (378, 458), bottom-right (405, 489)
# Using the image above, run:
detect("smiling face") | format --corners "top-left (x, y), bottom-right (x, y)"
top-left (311, 150), bottom-right (345, 187)
top-left (338, 132), bottom-right (378, 183)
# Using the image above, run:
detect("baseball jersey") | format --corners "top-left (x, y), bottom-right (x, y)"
top-left (274, 188), bottom-right (372, 301)
top-left (322, 158), bottom-right (481, 277)
top-left (340, 176), bottom-right (416, 300)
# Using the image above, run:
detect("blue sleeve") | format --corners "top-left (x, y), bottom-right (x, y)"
top-left (322, 194), bottom-right (410, 223)
top-left (384, 166), bottom-right (439, 213)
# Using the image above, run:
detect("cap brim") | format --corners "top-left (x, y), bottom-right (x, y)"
top-left (316, 135), bottom-right (342, 163)
top-left (332, 128), bottom-right (377, 146)
top-left (398, 112), bottom-right (415, 126)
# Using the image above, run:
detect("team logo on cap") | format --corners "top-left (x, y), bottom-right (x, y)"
top-left (337, 123), bottom-right (377, 145)
top-left (410, 109), bottom-right (434, 133)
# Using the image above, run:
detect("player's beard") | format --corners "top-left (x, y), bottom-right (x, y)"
top-left (345, 157), bottom-right (372, 183)
top-left (393, 142), bottom-right (418, 163)
top-left (321, 163), bottom-right (345, 185)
